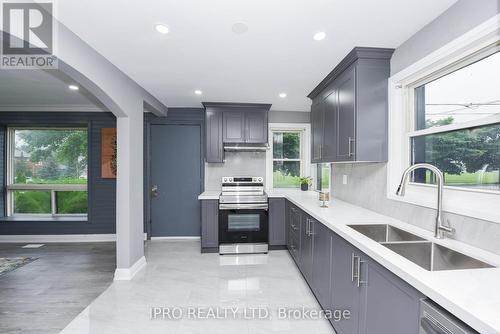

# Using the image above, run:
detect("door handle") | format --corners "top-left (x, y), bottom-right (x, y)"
top-left (348, 137), bottom-right (355, 157)
top-left (356, 257), bottom-right (367, 288)
top-left (351, 253), bottom-right (357, 282)
top-left (151, 185), bottom-right (159, 198)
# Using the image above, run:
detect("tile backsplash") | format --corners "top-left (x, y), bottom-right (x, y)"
top-left (331, 163), bottom-right (500, 255)
top-left (205, 151), bottom-right (266, 190)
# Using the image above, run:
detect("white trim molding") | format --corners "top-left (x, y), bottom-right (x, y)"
top-left (265, 123), bottom-right (311, 191)
top-left (150, 236), bottom-right (200, 241)
top-left (0, 233), bottom-right (148, 243)
top-left (113, 256), bottom-right (147, 281)
top-left (387, 13), bottom-right (500, 223)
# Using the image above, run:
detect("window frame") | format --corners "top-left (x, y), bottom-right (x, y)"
top-left (6, 126), bottom-right (88, 218)
top-left (387, 14), bottom-right (500, 223)
top-left (266, 123), bottom-right (311, 190)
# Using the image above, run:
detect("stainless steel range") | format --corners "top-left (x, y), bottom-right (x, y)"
top-left (218, 177), bottom-right (268, 254)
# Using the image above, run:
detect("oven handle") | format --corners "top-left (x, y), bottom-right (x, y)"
top-left (219, 203), bottom-right (269, 211)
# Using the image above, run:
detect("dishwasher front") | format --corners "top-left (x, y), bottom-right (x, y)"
top-left (420, 299), bottom-right (478, 334)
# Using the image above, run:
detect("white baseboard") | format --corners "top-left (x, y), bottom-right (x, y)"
top-left (150, 236), bottom-right (200, 241)
top-left (113, 256), bottom-right (147, 281)
top-left (0, 233), bottom-right (148, 243)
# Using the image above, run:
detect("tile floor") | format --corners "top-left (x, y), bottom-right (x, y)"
top-left (61, 241), bottom-right (336, 333)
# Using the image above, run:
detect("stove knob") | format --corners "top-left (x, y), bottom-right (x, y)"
top-left (258, 177), bottom-right (263, 182)
top-left (229, 178), bottom-right (233, 182)
top-left (223, 178), bottom-right (227, 182)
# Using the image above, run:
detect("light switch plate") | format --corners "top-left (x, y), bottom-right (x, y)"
top-left (342, 175), bottom-right (348, 185)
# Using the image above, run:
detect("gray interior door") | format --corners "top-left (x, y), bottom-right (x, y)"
top-left (151, 124), bottom-right (202, 237)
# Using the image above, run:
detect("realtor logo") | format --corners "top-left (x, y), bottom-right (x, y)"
top-left (1, 0), bottom-right (57, 69)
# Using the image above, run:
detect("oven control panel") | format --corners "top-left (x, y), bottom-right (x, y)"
top-left (222, 177), bottom-right (263, 184)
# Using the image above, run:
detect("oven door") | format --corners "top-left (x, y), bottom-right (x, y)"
top-left (218, 204), bottom-right (268, 244)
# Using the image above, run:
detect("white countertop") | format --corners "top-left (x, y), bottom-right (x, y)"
top-left (197, 191), bottom-right (220, 200)
top-left (198, 189), bottom-right (500, 333)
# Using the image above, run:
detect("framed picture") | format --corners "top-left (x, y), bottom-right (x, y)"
top-left (101, 128), bottom-right (117, 178)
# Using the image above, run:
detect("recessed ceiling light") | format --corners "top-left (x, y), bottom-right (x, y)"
top-left (155, 24), bottom-right (169, 34)
top-left (68, 85), bottom-right (79, 91)
top-left (313, 31), bottom-right (326, 41)
top-left (232, 22), bottom-right (248, 35)
top-left (279, 93), bottom-right (287, 98)
top-left (194, 90), bottom-right (203, 95)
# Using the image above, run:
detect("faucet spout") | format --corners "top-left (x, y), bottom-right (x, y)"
top-left (395, 163), bottom-right (453, 239)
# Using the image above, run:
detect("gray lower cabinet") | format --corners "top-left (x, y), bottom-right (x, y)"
top-left (330, 232), bottom-right (361, 333)
top-left (358, 258), bottom-right (423, 334)
top-left (330, 232), bottom-right (423, 334)
top-left (201, 199), bottom-right (218, 251)
top-left (299, 214), bottom-right (314, 282)
top-left (269, 198), bottom-right (286, 246)
top-left (282, 199), bottom-right (423, 334)
top-left (311, 220), bottom-right (333, 309)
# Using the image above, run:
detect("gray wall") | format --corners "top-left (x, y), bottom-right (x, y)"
top-left (269, 110), bottom-right (310, 123)
top-left (331, 1), bottom-right (500, 255)
top-left (0, 112), bottom-right (116, 235)
top-left (391, 0), bottom-right (500, 74)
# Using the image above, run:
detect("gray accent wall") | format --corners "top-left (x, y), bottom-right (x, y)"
top-left (391, 0), bottom-right (500, 74)
top-left (331, 2), bottom-right (500, 255)
top-left (0, 112), bottom-right (116, 235)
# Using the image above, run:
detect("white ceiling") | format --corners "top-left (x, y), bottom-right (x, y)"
top-left (0, 69), bottom-right (106, 111)
top-left (52, 1), bottom-right (457, 111)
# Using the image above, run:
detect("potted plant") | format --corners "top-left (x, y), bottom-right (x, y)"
top-left (299, 176), bottom-right (312, 191)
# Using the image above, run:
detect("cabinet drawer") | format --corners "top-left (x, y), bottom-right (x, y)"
top-left (288, 233), bottom-right (300, 264)
top-left (289, 219), bottom-right (300, 240)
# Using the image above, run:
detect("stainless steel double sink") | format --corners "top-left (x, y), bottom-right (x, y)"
top-left (348, 224), bottom-right (493, 271)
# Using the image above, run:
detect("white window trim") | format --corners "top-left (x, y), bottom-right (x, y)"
top-left (387, 13), bottom-right (500, 223)
top-left (266, 123), bottom-right (311, 190)
top-left (6, 127), bottom-right (88, 217)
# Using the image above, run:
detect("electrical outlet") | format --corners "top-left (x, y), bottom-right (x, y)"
top-left (342, 175), bottom-right (348, 185)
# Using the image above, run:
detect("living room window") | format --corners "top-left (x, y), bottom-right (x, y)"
top-left (6, 127), bottom-right (88, 217)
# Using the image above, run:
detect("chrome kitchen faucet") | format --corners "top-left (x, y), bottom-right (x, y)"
top-left (396, 163), bottom-right (455, 239)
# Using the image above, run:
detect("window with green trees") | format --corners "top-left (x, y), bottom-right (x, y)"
top-left (272, 131), bottom-right (303, 188)
top-left (411, 50), bottom-right (500, 191)
top-left (7, 128), bottom-right (88, 216)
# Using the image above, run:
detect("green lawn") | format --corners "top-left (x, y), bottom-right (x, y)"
top-left (424, 170), bottom-right (499, 185)
top-left (273, 171), bottom-right (300, 188)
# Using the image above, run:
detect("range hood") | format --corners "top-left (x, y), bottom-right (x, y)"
top-left (224, 144), bottom-right (269, 152)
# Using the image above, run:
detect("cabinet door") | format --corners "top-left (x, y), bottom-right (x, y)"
top-left (312, 221), bottom-right (332, 309)
top-left (358, 258), bottom-right (423, 334)
top-left (299, 214), bottom-right (314, 282)
top-left (205, 109), bottom-right (224, 163)
top-left (223, 110), bottom-right (245, 143)
top-left (335, 66), bottom-right (356, 161)
top-left (245, 110), bottom-right (268, 143)
top-left (311, 99), bottom-right (324, 163)
top-left (288, 205), bottom-right (301, 264)
top-left (321, 89), bottom-right (338, 162)
top-left (331, 233), bottom-right (360, 334)
top-left (201, 200), bottom-right (218, 248)
top-left (269, 198), bottom-right (286, 246)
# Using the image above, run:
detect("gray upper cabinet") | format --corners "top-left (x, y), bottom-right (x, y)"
top-left (223, 110), bottom-right (246, 143)
top-left (245, 110), bottom-right (268, 143)
top-left (203, 103), bottom-right (270, 162)
top-left (205, 108), bottom-right (224, 163)
top-left (308, 47), bottom-right (394, 163)
top-left (269, 198), bottom-right (286, 246)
